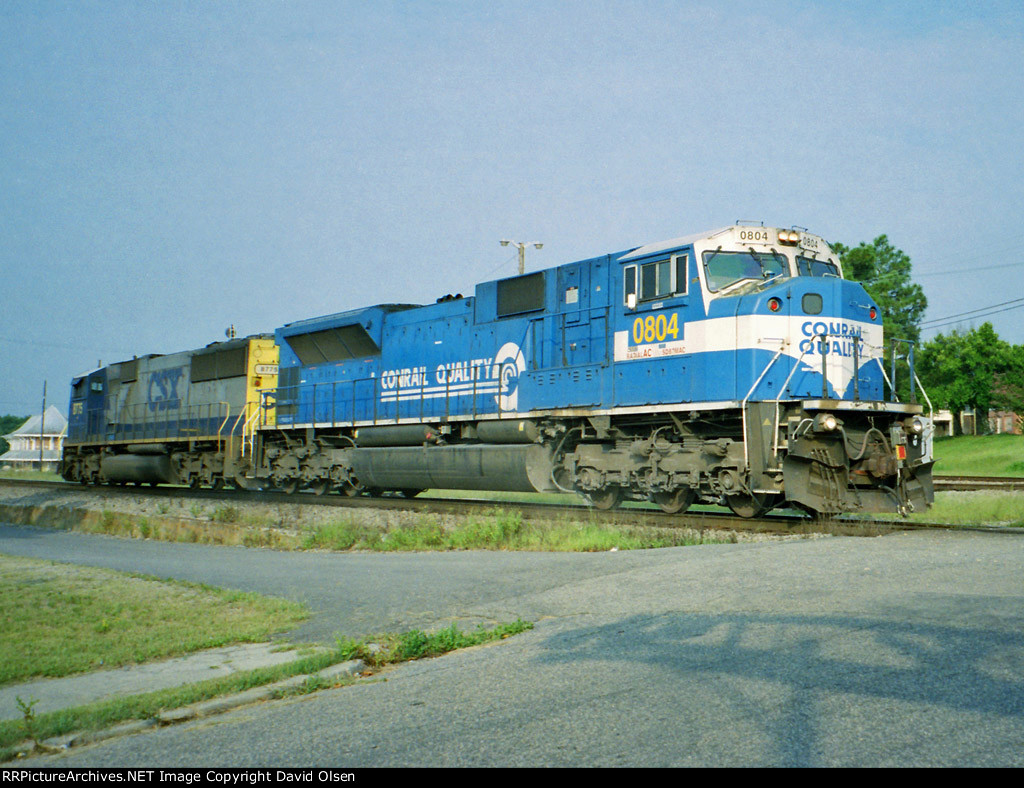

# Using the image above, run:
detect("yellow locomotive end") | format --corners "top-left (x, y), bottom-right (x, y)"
top-left (246, 337), bottom-right (280, 428)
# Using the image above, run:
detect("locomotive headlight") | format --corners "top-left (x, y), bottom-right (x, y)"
top-left (905, 417), bottom-right (924, 434)
top-left (778, 229), bottom-right (800, 245)
top-left (813, 413), bottom-right (839, 432)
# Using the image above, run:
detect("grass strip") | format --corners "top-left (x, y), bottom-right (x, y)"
top-left (1, 619), bottom-right (532, 761)
top-left (302, 509), bottom-right (738, 552)
top-left (335, 619), bottom-right (534, 666)
top-left (905, 491), bottom-right (1024, 527)
top-left (0, 554), bottom-right (308, 686)
top-left (930, 434), bottom-right (1024, 477)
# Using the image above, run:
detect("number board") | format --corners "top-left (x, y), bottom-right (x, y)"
top-left (613, 312), bottom-right (686, 361)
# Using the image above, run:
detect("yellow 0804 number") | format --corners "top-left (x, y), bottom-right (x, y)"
top-left (631, 312), bottom-right (679, 344)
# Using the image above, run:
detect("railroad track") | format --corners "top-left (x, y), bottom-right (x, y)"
top-left (2, 477), bottom-right (1022, 537)
top-left (933, 475), bottom-right (1024, 491)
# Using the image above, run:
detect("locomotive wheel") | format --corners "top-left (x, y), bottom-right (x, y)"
top-left (398, 489), bottom-right (424, 498)
top-left (188, 477), bottom-right (201, 490)
top-left (310, 479), bottom-right (331, 496)
top-left (652, 488), bottom-right (696, 515)
top-left (279, 479), bottom-right (300, 495)
top-left (725, 492), bottom-right (777, 519)
top-left (341, 482), bottom-right (361, 497)
top-left (212, 478), bottom-right (225, 492)
top-left (586, 486), bottom-right (623, 511)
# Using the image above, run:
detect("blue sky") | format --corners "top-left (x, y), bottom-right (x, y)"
top-left (2, 0), bottom-right (1023, 414)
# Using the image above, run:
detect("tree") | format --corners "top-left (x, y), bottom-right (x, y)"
top-left (0, 415), bottom-right (30, 457)
top-left (991, 342), bottom-right (1024, 414)
top-left (916, 323), bottom-right (1019, 433)
top-left (832, 235), bottom-right (928, 345)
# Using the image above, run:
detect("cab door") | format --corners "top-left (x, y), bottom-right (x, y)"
top-left (614, 250), bottom-right (699, 406)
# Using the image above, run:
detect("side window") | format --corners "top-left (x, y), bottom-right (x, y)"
top-left (625, 254), bottom-right (689, 305)
top-left (640, 260), bottom-right (668, 300)
top-left (672, 253), bottom-right (688, 296)
top-left (624, 266), bottom-right (637, 306)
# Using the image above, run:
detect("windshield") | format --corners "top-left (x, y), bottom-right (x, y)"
top-left (702, 250), bottom-right (787, 292)
top-left (797, 256), bottom-right (841, 278)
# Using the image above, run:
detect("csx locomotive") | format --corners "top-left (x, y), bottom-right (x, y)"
top-left (62, 225), bottom-right (934, 517)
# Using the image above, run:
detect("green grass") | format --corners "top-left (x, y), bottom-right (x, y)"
top-left (336, 619), bottom-right (533, 666)
top-left (301, 508), bottom-right (736, 552)
top-left (931, 434), bottom-right (1024, 476)
top-left (0, 470), bottom-right (62, 482)
top-left (0, 619), bottom-right (533, 761)
top-left (906, 491), bottom-right (1024, 527)
top-left (0, 554), bottom-right (308, 686)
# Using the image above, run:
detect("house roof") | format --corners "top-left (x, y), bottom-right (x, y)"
top-left (3, 406), bottom-right (67, 439)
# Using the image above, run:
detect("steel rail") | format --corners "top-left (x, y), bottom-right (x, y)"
top-left (2, 478), bottom-right (1022, 537)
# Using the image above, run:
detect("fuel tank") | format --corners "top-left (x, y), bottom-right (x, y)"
top-left (346, 443), bottom-right (556, 493)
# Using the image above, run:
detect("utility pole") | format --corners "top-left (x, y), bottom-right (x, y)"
top-left (40, 381), bottom-right (46, 471)
top-left (500, 240), bottom-right (543, 275)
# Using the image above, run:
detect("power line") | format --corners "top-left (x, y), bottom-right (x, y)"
top-left (922, 301), bottom-right (1024, 332)
top-left (911, 243), bottom-right (1019, 273)
top-left (920, 296), bottom-right (1024, 327)
top-left (916, 259), bottom-right (1024, 278)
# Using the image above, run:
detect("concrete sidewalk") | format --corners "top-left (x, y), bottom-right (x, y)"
top-left (0, 643), bottom-right (329, 723)
top-left (3, 643), bottom-right (366, 758)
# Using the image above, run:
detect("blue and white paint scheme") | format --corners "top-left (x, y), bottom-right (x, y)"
top-left (269, 225), bottom-right (893, 429)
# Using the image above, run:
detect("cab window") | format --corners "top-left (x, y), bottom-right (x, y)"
top-left (797, 256), bottom-right (841, 277)
top-left (702, 250), bottom-right (786, 292)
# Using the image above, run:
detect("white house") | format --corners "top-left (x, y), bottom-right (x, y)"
top-left (0, 406), bottom-right (67, 472)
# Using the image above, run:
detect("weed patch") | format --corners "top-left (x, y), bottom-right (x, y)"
top-left (335, 619), bottom-right (533, 667)
top-left (302, 509), bottom-right (732, 553)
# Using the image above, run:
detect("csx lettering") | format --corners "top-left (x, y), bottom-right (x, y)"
top-left (148, 368), bottom-right (183, 411)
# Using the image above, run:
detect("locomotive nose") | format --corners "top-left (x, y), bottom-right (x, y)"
top-left (786, 278), bottom-right (882, 400)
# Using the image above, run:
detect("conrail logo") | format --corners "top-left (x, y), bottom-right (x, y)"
top-left (378, 342), bottom-right (525, 412)
top-left (798, 320), bottom-right (865, 357)
top-left (493, 341), bottom-right (525, 411)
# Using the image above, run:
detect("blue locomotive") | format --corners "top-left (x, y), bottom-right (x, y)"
top-left (252, 224), bottom-right (933, 516)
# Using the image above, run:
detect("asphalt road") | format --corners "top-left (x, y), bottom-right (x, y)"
top-left (3, 523), bottom-right (1023, 767)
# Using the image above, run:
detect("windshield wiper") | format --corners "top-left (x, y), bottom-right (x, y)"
top-left (747, 247), bottom-right (779, 280)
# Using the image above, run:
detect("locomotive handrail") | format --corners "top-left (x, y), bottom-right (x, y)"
top-left (278, 355), bottom-right (527, 432)
top-left (216, 401), bottom-right (231, 455)
top-left (243, 402), bottom-right (263, 459)
top-left (227, 402), bottom-right (251, 461)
